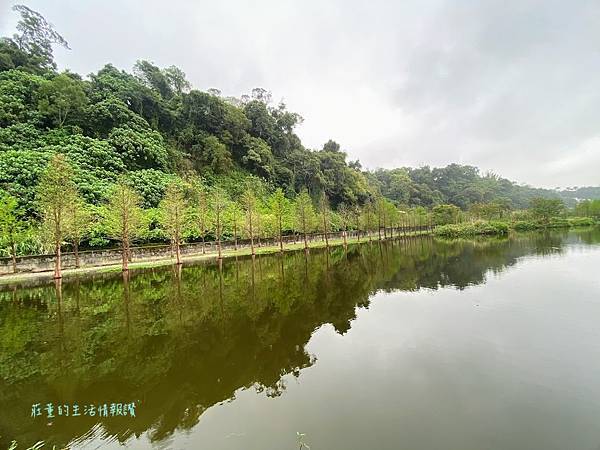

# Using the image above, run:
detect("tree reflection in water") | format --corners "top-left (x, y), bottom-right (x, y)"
top-left (0, 228), bottom-right (598, 448)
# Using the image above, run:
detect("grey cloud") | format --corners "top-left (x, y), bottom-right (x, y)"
top-left (1, 0), bottom-right (599, 187)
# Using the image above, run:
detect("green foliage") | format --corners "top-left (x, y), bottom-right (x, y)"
top-left (0, 194), bottom-right (28, 262)
top-left (0, 122), bottom-right (42, 151)
top-left (188, 178), bottom-right (211, 242)
top-left (159, 182), bottom-right (191, 261)
top-left (108, 125), bottom-right (168, 170)
top-left (43, 133), bottom-right (126, 203)
top-left (568, 217), bottom-right (596, 227)
top-left (241, 136), bottom-right (274, 178)
top-left (269, 188), bottom-right (292, 234)
top-left (35, 154), bottom-right (79, 274)
top-left (197, 135), bottom-right (233, 174)
top-left (530, 197), bottom-right (565, 224)
top-left (546, 217), bottom-right (570, 228)
top-left (0, 69), bottom-right (44, 126)
top-left (574, 199), bottom-right (600, 219)
top-left (512, 220), bottom-right (537, 231)
top-left (65, 197), bottom-right (92, 247)
top-left (103, 181), bottom-right (146, 243)
top-left (295, 189), bottom-right (316, 237)
top-left (434, 221), bottom-right (510, 238)
top-left (84, 97), bottom-right (150, 137)
top-left (10, 4), bottom-right (69, 71)
top-left (432, 204), bottom-right (460, 225)
top-left (0, 148), bottom-right (52, 214)
top-left (437, 216), bottom-right (595, 238)
top-left (125, 169), bottom-right (176, 208)
top-left (470, 199), bottom-right (511, 220)
top-left (37, 73), bottom-right (87, 127)
top-left (0, 37), bottom-right (48, 74)
top-left (368, 165), bottom-right (566, 210)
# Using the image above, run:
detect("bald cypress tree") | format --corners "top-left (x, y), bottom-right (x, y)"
top-left (37, 154), bottom-right (78, 279)
top-left (295, 189), bottom-right (315, 250)
top-left (211, 187), bottom-right (228, 259)
top-left (160, 182), bottom-right (189, 265)
top-left (104, 181), bottom-right (145, 271)
top-left (242, 187), bottom-right (258, 255)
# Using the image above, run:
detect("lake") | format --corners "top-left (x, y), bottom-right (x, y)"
top-left (1, 228), bottom-right (600, 450)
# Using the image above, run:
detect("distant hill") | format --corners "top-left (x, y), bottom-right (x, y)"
top-left (558, 187), bottom-right (600, 202)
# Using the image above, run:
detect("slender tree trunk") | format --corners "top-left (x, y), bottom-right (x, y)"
top-left (279, 217), bottom-right (283, 252)
top-left (323, 214), bottom-right (329, 248)
top-left (175, 242), bottom-right (181, 265)
top-left (122, 238), bottom-right (129, 271)
top-left (201, 235), bottom-right (206, 254)
top-left (175, 229), bottom-right (181, 265)
top-left (250, 228), bottom-right (255, 255)
top-left (234, 222), bottom-right (238, 251)
top-left (54, 240), bottom-right (62, 279)
top-left (303, 228), bottom-right (308, 250)
top-left (74, 241), bottom-right (80, 269)
top-left (217, 217), bottom-right (222, 259)
top-left (343, 227), bottom-right (347, 246)
top-left (11, 240), bottom-right (16, 273)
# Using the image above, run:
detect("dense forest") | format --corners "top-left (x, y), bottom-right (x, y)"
top-left (0, 5), bottom-right (598, 263)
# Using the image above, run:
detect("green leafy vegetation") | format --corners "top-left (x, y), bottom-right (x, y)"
top-left (434, 221), bottom-right (510, 238)
top-left (434, 217), bottom-right (596, 238)
top-left (0, 6), bottom-right (598, 271)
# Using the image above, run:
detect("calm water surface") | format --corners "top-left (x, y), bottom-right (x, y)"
top-left (1, 229), bottom-right (600, 450)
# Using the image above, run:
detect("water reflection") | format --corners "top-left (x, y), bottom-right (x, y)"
top-left (0, 228), bottom-right (599, 448)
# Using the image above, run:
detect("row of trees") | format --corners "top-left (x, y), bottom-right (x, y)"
top-left (574, 199), bottom-right (600, 220)
top-left (1, 154), bottom-right (435, 278)
top-left (438, 197), bottom-right (570, 224)
top-left (2, 153), bottom-right (590, 277)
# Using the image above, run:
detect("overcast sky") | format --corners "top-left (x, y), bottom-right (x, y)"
top-left (1, 0), bottom-right (599, 188)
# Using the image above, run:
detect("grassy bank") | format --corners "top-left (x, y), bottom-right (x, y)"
top-left (434, 217), bottom-right (597, 238)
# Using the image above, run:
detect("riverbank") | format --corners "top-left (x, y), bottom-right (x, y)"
top-left (2, 219), bottom-right (596, 286)
top-left (433, 217), bottom-right (597, 238)
top-left (0, 230), bottom-right (431, 286)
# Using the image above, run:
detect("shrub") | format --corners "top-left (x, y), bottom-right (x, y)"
top-left (547, 217), bottom-right (570, 228)
top-left (568, 217), bottom-right (596, 227)
top-left (434, 220), bottom-right (509, 238)
top-left (512, 220), bottom-right (537, 231)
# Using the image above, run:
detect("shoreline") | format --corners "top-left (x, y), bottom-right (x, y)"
top-left (0, 231), bottom-right (431, 287)
top-left (2, 222), bottom-right (597, 287)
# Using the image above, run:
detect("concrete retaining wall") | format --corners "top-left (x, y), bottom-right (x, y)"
top-left (0, 227), bottom-right (430, 276)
